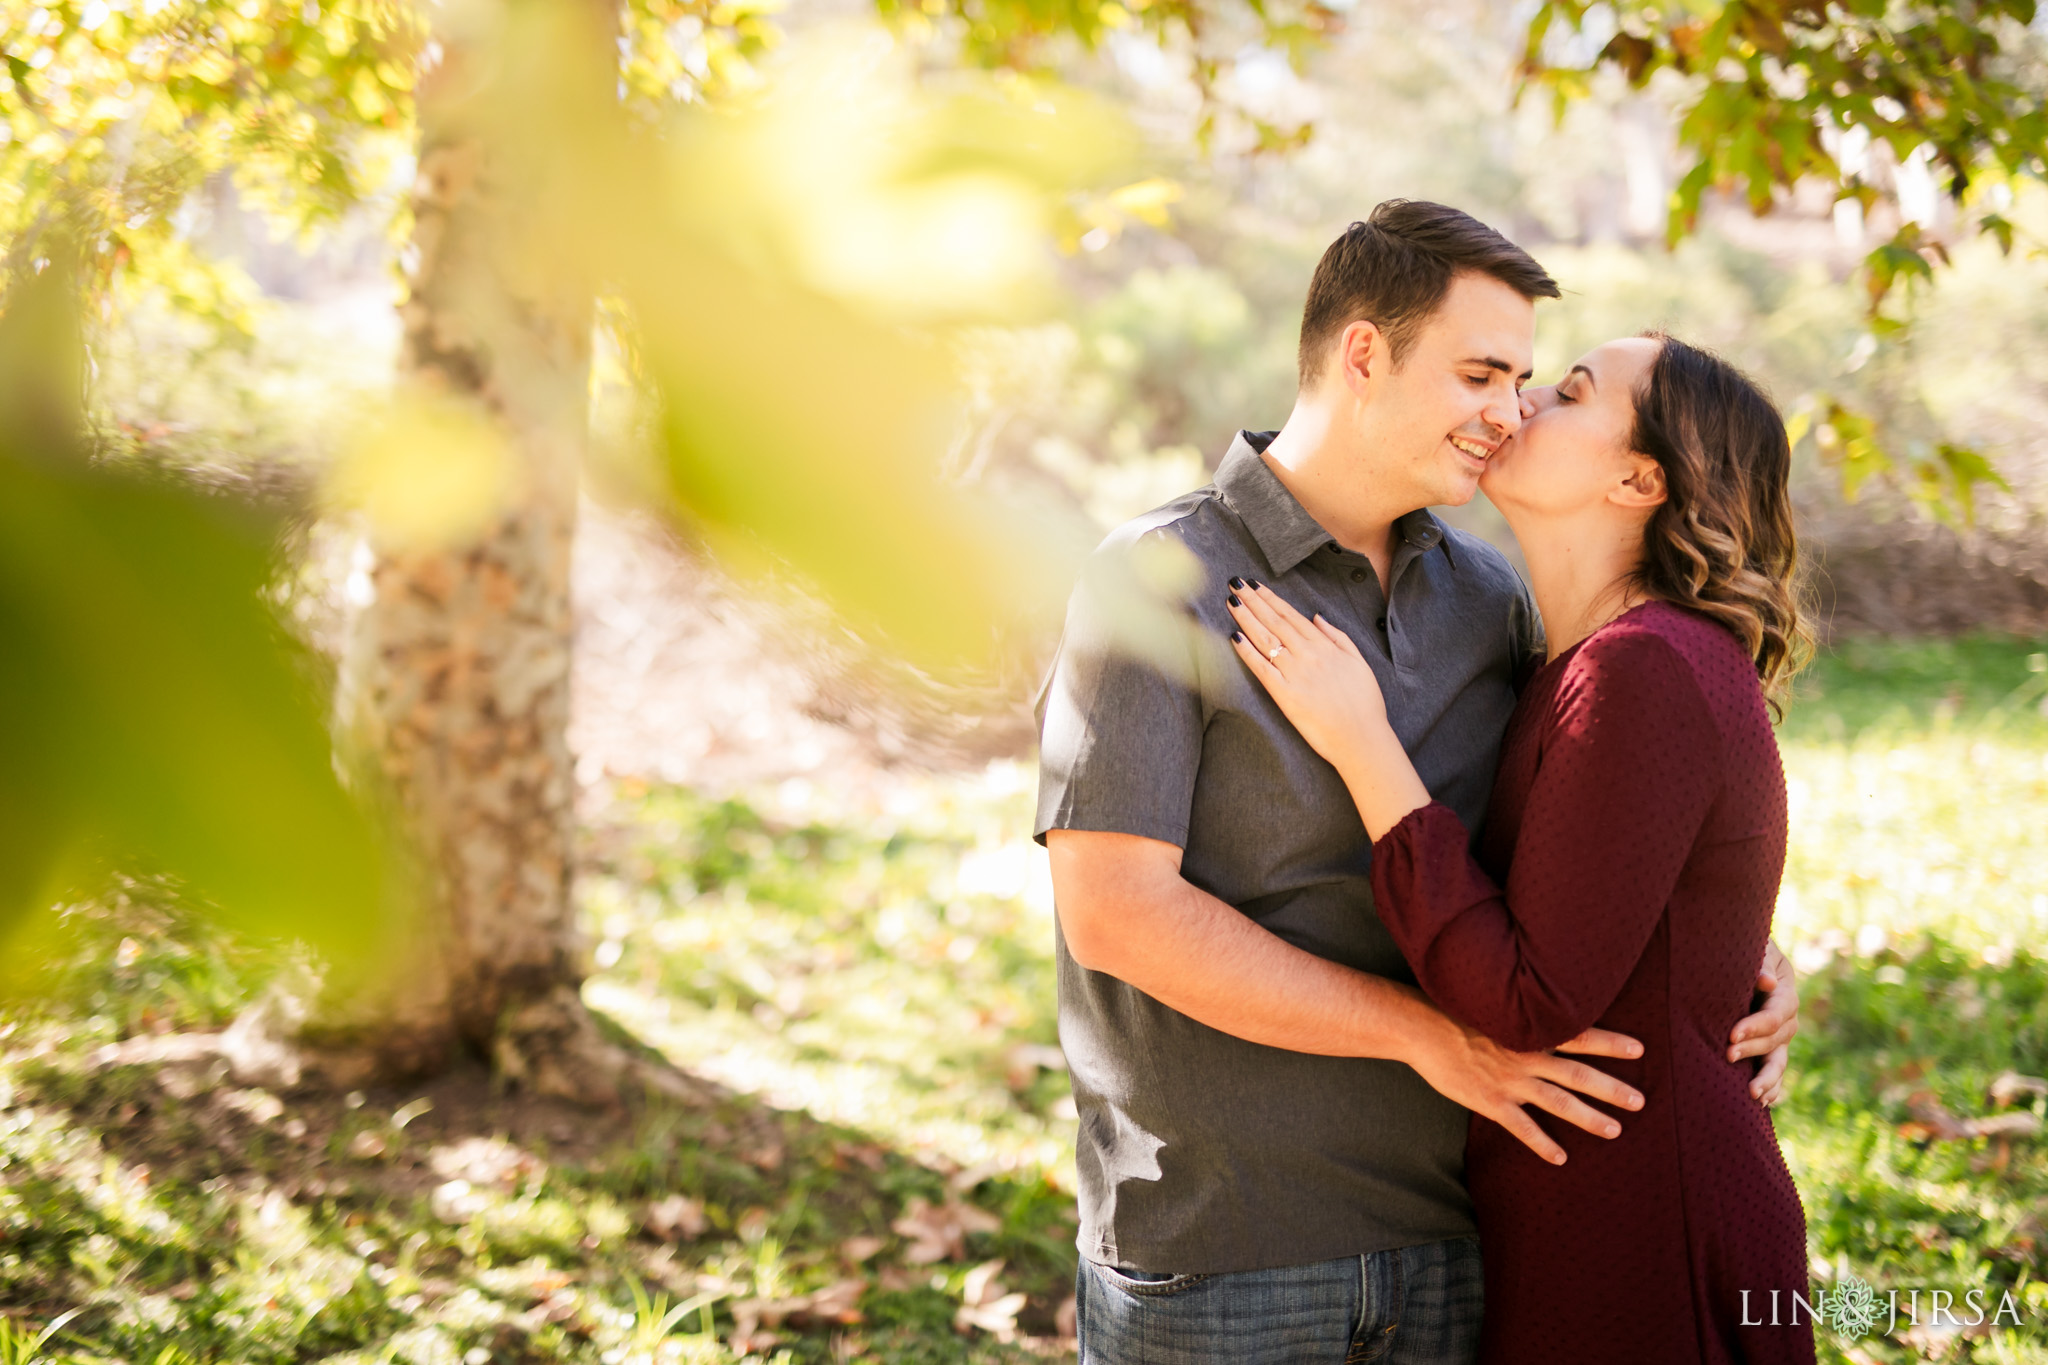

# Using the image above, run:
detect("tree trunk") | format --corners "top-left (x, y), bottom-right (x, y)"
top-left (298, 0), bottom-right (628, 1102)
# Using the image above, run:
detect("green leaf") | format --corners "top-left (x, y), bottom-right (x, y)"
top-left (1668, 161), bottom-right (1714, 244)
top-left (1811, 399), bottom-right (1891, 503)
top-left (1927, 442), bottom-right (2012, 525)
top-left (1864, 227), bottom-right (1937, 316)
top-left (0, 266), bottom-right (394, 986)
top-left (1980, 212), bottom-right (2016, 255)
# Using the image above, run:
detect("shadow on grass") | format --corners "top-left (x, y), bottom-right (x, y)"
top-left (1, 989), bottom-right (1076, 1364)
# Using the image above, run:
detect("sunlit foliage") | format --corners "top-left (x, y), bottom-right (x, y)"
top-left (0, 0), bottom-right (423, 327)
top-left (1524, 0), bottom-right (2048, 518)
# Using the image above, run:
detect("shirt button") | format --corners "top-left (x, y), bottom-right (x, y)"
top-left (1350, 568), bottom-right (1367, 583)
top-left (1377, 616), bottom-right (1388, 630)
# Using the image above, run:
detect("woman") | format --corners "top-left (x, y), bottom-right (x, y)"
top-left (1224, 334), bottom-right (1815, 1363)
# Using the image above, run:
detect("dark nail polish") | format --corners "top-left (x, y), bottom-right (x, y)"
top-left (1230, 629), bottom-right (1245, 643)
top-left (1248, 579), bottom-right (1264, 590)
top-left (1228, 593), bottom-right (1242, 607)
top-left (1228, 576), bottom-right (1246, 589)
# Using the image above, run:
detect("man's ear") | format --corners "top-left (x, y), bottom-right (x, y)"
top-left (1336, 319), bottom-right (1386, 398)
top-left (1614, 457), bottom-right (1668, 508)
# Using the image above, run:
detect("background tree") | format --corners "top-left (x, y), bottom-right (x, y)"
top-left (316, 0), bottom-right (632, 1098)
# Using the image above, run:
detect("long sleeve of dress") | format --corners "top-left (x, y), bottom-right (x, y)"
top-left (1370, 630), bottom-right (1724, 1052)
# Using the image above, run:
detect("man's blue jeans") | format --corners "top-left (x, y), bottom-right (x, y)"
top-left (1075, 1235), bottom-right (1483, 1365)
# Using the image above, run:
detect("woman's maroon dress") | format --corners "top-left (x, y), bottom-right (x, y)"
top-left (1371, 601), bottom-right (1814, 1364)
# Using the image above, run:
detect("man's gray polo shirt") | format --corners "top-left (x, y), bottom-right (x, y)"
top-left (1035, 429), bottom-right (1542, 1275)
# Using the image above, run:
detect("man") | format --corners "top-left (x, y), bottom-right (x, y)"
top-left (1034, 200), bottom-right (1798, 1363)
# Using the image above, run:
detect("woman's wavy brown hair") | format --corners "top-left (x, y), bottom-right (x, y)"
top-left (1625, 334), bottom-right (1813, 714)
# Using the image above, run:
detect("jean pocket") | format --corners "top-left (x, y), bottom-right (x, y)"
top-left (1091, 1260), bottom-right (1211, 1299)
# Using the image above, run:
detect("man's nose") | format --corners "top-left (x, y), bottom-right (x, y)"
top-left (1485, 385), bottom-right (1524, 438)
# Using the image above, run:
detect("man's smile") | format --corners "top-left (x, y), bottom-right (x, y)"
top-left (1448, 434), bottom-right (1496, 468)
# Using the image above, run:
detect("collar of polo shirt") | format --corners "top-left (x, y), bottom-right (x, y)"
top-left (1215, 430), bottom-right (1456, 576)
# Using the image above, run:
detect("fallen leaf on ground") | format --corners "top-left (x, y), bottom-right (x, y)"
top-left (1989, 1071), bottom-right (2048, 1107)
top-left (807, 1278), bottom-right (868, 1323)
top-left (728, 1280), bottom-right (869, 1351)
top-left (955, 1259), bottom-right (1027, 1342)
top-left (741, 1138), bottom-right (785, 1172)
top-left (840, 1234), bottom-right (886, 1264)
top-left (429, 1179), bottom-right (490, 1223)
top-left (644, 1194), bottom-right (709, 1241)
top-left (946, 1159), bottom-right (1013, 1195)
top-left (892, 1196), bottom-right (1001, 1264)
top-left (832, 1140), bottom-right (887, 1171)
top-left (962, 1259), bottom-right (1005, 1305)
top-left (429, 1136), bottom-right (542, 1188)
top-left (216, 1088), bottom-right (285, 1124)
top-left (1900, 1092), bottom-right (2044, 1142)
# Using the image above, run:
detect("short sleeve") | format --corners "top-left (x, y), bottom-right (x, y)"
top-left (1033, 531), bottom-right (1206, 850)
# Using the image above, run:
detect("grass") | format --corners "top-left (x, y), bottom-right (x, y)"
top-left (1783, 637), bottom-right (2048, 745)
top-left (0, 635), bottom-right (2043, 1361)
top-left (1777, 637), bottom-right (2048, 956)
top-left (1770, 636), bottom-right (2048, 1361)
top-left (1787, 940), bottom-right (2048, 1362)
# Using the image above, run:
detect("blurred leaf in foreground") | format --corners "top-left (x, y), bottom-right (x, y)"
top-left (324, 394), bottom-right (522, 551)
top-left (0, 265), bottom-right (393, 989)
top-left (611, 32), bottom-right (1150, 674)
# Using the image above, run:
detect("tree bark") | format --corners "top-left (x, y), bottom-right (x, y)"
top-left (305, 0), bottom-right (628, 1101)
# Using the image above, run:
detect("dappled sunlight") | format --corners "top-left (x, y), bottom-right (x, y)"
top-left (1780, 731), bottom-right (2048, 962)
top-left (580, 765), bottom-right (1075, 1184)
top-left (0, 981), bottom-right (1080, 1361)
top-left (1774, 645), bottom-right (2048, 968)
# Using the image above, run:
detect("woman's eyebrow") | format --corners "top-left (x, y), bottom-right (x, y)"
top-left (1567, 363), bottom-right (1597, 390)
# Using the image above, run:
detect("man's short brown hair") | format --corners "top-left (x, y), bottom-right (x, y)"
top-left (1297, 200), bottom-right (1559, 386)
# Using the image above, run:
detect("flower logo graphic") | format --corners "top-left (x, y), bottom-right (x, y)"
top-left (1829, 1273), bottom-right (1882, 1337)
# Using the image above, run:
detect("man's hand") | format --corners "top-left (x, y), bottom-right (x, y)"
top-left (1405, 1013), bottom-right (1645, 1167)
top-left (1049, 828), bottom-right (1653, 1156)
top-left (1729, 937), bottom-right (1798, 1106)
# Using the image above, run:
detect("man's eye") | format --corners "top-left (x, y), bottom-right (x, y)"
top-left (1465, 374), bottom-right (1491, 386)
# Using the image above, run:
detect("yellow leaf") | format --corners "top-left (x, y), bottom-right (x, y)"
top-left (1106, 176), bottom-right (1184, 228)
